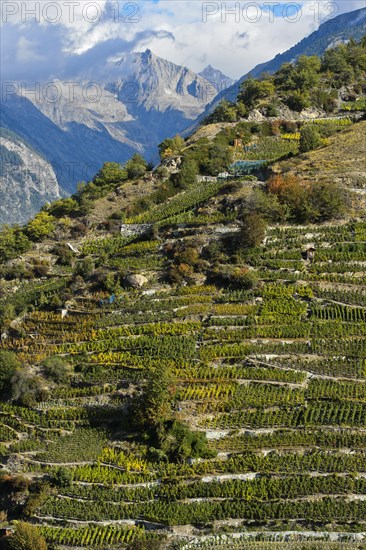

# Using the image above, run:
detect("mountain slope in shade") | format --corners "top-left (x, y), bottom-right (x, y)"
top-left (198, 65), bottom-right (235, 93)
top-left (0, 50), bottom-right (217, 223)
top-left (0, 128), bottom-right (61, 225)
top-left (187, 7), bottom-right (366, 131)
top-left (0, 93), bottom-right (138, 197)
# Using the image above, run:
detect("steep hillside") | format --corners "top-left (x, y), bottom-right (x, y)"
top-left (190, 7), bottom-right (366, 130)
top-left (245, 6), bottom-right (366, 79)
top-left (0, 128), bottom-right (61, 225)
top-left (0, 43), bottom-right (365, 550)
top-left (275, 120), bottom-right (366, 212)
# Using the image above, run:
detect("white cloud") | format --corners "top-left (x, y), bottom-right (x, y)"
top-left (16, 36), bottom-right (44, 63)
top-left (1, 0), bottom-right (365, 81)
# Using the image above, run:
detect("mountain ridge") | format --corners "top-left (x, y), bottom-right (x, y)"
top-left (186, 7), bottom-right (366, 132)
top-left (0, 50), bottom-right (218, 224)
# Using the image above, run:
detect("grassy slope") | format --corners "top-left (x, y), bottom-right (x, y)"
top-left (275, 120), bottom-right (366, 210)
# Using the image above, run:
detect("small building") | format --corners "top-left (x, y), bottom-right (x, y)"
top-left (233, 138), bottom-right (243, 148)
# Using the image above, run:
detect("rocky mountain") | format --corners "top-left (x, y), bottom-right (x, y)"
top-left (0, 50), bottom-right (217, 224)
top-left (188, 7), bottom-right (366, 129)
top-left (1, 7), bottom-right (364, 225)
top-left (198, 65), bottom-right (235, 93)
top-left (0, 128), bottom-right (60, 225)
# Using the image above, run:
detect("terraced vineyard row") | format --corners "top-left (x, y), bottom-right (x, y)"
top-left (0, 220), bottom-right (365, 548)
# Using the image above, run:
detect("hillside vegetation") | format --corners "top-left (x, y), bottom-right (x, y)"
top-left (0, 37), bottom-right (366, 550)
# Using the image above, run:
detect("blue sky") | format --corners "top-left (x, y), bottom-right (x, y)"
top-left (1, 1), bottom-right (365, 81)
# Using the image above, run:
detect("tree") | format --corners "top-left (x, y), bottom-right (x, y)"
top-left (239, 213), bottom-right (267, 248)
top-left (0, 351), bottom-right (21, 396)
top-left (134, 363), bottom-right (175, 430)
top-left (0, 304), bottom-right (16, 330)
top-left (0, 226), bottom-right (30, 262)
top-left (200, 143), bottom-right (232, 176)
top-left (274, 62), bottom-right (296, 90)
top-left (238, 78), bottom-right (275, 108)
top-left (125, 154), bottom-right (148, 179)
top-left (204, 100), bottom-right (238, 124)
top-left (159, 420), bottom-right (214, 462)
top-left (230, 267), bottom-right (258, 289)
top-left (11, 368), bottom-right (47, 407)
top-left (47, 197), bottom-right (79, 217)
top-left (174, 159), bottom-right (198, 188)
top-left (74, 256), bottom-right (95, 279)
top-left (26, 212), bottom-right (56, 242)
top-left (267, 174), bottom-right (309, 223)
top-left (52, 243), bottom-right (75, 267)
top-left (42, 356), bottom-right (72, 384)
top-left (308, 181), bottom-right (348, 222)
top-left (299, 125), bottom-right (322, 153)
top-left (293, 55), bottom-right (321, 90)
top-left (8, 522), bottom-right (47, 550)
top-left (159, 135), bottom-right (185, 159)
top-left (53, 467), bottom-right (74, 488)
top-left (93, 162), bottom-right (127, 186)
top-left (285, 90), bottom-right (310, 112)
top-left (240, 188), bottom-right (287, 223)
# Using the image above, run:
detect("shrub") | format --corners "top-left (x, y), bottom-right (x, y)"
top-left (48, 294), bottom-right (63, 311)
top-left (52, 243), bottom-right (75, 267)
top-left (167, 263), bottom-right (195, 285)
top-left (8, 522), bottom-right (47, 550)
top-left (0, 351), bottom-right (21, 396)
top-left (265, 103), bottom-right (279, 117)
top-left (239, 213), bottom-right (268, 248)
top-left (0, 226), bottom-right (30, 262)
top-left (29, 260), bottom-right (50, 278)
top-left (285, 90), bottom-right (310, 112)
top-left (299, 125), bottom-right (322, 152)
top-left (93, 162), bottom-right (127, 186)
top-left (42, 356), bottom-right (72, 384)
top-left (173, 159), bottom-right (198, 189)
top-left (125, 154), bottom-right (148, 179)
top-left (11, 368), bottom-right (48, 407)
top-left (75, 256), bottom-right (95, 279)
top-left (25, 212), bottom-right (56, 242)
top-left (1, 263), bottom-right (28, 281)
top-left (53, 467), bottom-right (74, 488)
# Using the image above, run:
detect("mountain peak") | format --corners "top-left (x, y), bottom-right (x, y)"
top-left (143, 48), bottom-right (153, 57)
top-left (199, 65), bottom-right (235, 92)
